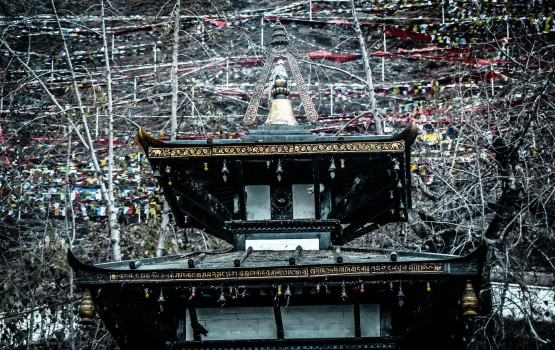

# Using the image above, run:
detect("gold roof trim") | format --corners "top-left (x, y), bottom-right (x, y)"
top-left (137, 122), bottom-right (417, 160)
top-left (147, 140), bottom-right (405, 159)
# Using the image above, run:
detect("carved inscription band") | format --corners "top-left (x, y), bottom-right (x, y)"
top-left (148, 140), bottom-right (405, 159)
top-left (105, 262), bottom-right (444, 283)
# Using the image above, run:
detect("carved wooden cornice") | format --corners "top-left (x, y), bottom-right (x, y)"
top-left (147, 140), bottom-right (406, 159)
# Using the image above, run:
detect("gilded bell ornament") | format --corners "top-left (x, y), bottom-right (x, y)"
top-left (341, 288), bottom-right (348, 300)
top-left (218, 291), bottom-right (226, 304)
top-left (79, 289), bottom-right (95, 325)
top-left (264, 60), bottom-right (298, 126)
top-left (329, 159), bottom-right (337, 179)
top-left (461, 280), bottom-right (478, 316)
top-left (285, 285), bottom-right (292, 297)
top-left (221, 160), bottom-right (229, 182)
top-left (397, 285), bottom-right (405, 307)
top-left (340, 282), bottom-right (348, 300)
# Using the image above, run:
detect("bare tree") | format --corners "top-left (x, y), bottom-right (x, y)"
top-left (349, 0), bottom-right (382, 135)
top-left (157, 0), bottom-right (181, 258)
top-left (407, 28), bottom-right (554, 348)
top-left (0, 1), bottom-right (553, 348)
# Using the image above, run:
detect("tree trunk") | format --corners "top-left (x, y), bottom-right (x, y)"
top-left (349, 0), bottom-right (383, 135)
top-left (157, 199), bottom-right (171, 257)
top-left (157, 0), bottom-right (180, 257)
top-left (101, 0), bottom-right (121, 261)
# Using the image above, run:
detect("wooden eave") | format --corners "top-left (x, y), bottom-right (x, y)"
top-left (68, 242), bottom-right (486, 286)
top-left (137, 122), bottom-right (418, 161)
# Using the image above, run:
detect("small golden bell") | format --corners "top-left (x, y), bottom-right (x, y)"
top-left (79, 289), bottom-right (95, 325)
top-left (461, 280), bottom-right (478, 316)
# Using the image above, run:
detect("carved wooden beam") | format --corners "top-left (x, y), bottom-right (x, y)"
top-left (176, 199), bottom-right (233, 242)
top-left (172, 172), bottom-right (231, 221)
top-left (327, 174), bottom-right (373, 220)
top-left (233, 246), bottom-right (253, 267)
top-left (160, 171), bottom-right (233, 239)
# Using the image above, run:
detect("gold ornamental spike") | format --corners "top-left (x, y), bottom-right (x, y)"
top-left (243, 22), bottom-right (317, 125)
top-left (285, 51), bottom-right (317, 121)
top-left (461, 280), bottom-right (478, 316)
top-left (79, 289), bottom-right (96, 325)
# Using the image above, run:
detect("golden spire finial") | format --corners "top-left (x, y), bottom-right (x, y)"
top-left (264, 59), bottom-right (297, 126)
top-left (243, 21), bottom-right (317, 126)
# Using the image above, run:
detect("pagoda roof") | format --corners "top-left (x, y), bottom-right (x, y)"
top-left (138, 122), bottom-right (418, 160)
top-left (68, 243), bottom-right (485, 286)
top-left (137, 123), bottom-right (418, 246)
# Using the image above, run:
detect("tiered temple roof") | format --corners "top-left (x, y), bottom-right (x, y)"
top-left (69, 22), bottom-right (484, 350)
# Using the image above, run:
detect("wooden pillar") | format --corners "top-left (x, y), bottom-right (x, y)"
top-left (354, 290), bottom-right (361, 337)
top-left (188, 306), bottom-right (202, 341)
top-left (273, 299), bottom-right (284, 339)
top-left (176, 299), bottom-right (187, 342)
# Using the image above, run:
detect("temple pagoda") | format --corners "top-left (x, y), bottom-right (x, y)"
top-left (69, 23), bottom-right (485, 350)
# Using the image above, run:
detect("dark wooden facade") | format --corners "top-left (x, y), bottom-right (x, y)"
top-left (69, 243), bottom-right (484, 350)
top-left (137, 123), bottom-right (417, 246)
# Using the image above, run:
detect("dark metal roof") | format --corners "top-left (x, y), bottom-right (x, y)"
top-left (137, 123), bottom-right (418, 158)
top-left (95, 248), bottom-right (459, 271)
top-left (68, 243), bottom-right (486, 286)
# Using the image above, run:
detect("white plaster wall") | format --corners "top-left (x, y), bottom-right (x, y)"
top-left (491, 282), bottom-right (555, 322)
top-left (292, 184), bottom-right (316, 219)
top-left (246, 238), bottom-right (320, 250)
top-left (186, 304), bottom-right (381, 341)
top-left (187, 307), bottom-right (276, 341)
top-left (245, 185), bottom-right (271, 220)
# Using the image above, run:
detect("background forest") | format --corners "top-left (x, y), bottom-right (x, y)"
top-left (0, 0), bottom-right (553, 349)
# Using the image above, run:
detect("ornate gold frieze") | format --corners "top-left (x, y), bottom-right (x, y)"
top-left (105, 261), bottom-right (442, 283)
top-left (148, 140), bottom-right (405, 159)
